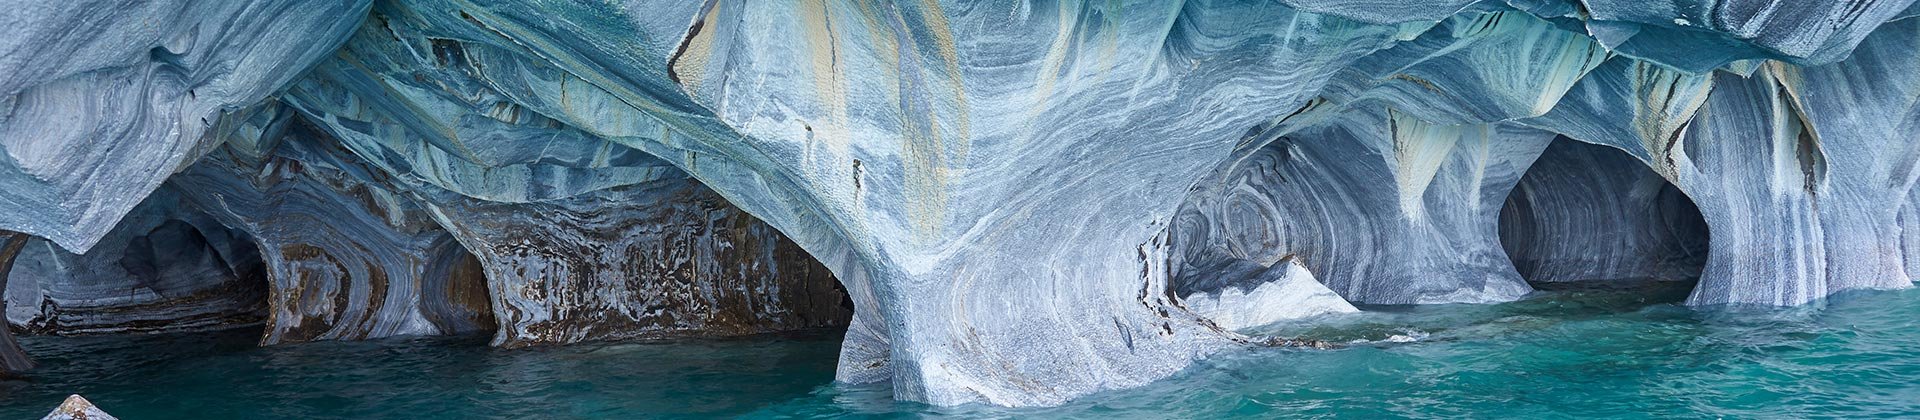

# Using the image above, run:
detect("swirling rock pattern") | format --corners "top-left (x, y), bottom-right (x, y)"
top-left (9, 0), bottom-right (1920, 408)
top-left (245, 5), bottom-right (851, 348)
top-left (4, 187), bottom-right (266, 335)
top-left (422, 180), bottom-right (851, 348)
top-left (1499, 138), bottom-right (1710, 283)
top-left (1526, 19), bottom-right (1920, 305)
top-left (0, 0), bottom-right (371, 252)
top-left (1175, 109), bottom-right (1554, 305)
top-left (169, 112), bottom-right (494, 345)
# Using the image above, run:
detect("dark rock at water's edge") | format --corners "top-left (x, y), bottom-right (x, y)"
top-left (4, 0), bottom-right (1920, 409)
top-left (0, 231), bottom-right (34, 374)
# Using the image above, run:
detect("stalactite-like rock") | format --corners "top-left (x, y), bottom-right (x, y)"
top-left (11, 0), bottom-right (1920, 410)
top-left (1286, 0), bottom-right (1918, 72)
top-left (1499, 139), bottom-right (1710, 283)
top-left (1175, 109), bottom-right (1554, 305)
top-left (1561, 0), bottom-right (1917, 72)
top-left (0, 0), bottom-right (371, 252)
top-left (170, 118), bottom-right (494, 345)
top-left (0, 231), bottom-right (34, 375)
top-left (1528, 19), bottom-right (1920, 305)
top-left (663, 1), bottom-right (1428, 406)
top-left (4, 187), bottom-right (265, 335)
top-left (252, 6), bottom-right (851, 348)
top-left (251, 0), bottom-right (1420, 405)
top-left (1315, 8), bottom-right (1609, 125)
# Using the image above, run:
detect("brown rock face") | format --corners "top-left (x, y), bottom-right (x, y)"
top-left (425, 180), bottom-right (852, 348)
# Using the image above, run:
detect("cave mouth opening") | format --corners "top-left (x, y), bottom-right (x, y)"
top-left (1497, 137), bottom-right (1710, 305)
top-left (4, 190), bottom-right (274, 338)
top-left (660, 182), bottom-right (857, 340)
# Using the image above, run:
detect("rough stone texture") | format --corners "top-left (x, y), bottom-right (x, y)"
top-left (40, 395), bottom-right (115, 420)
top-left (0, 231), bottom-right (34, 375)
top-left (4, 187), bottom-right (266, 335)
top-left (423, 181), bottom-right (852, 348)
top-left (256, 5), bottom-right (852, 348)
top-left (166, 105), bottom-right (494, 345)
top-left (0, 0), bottom-right (371, 252)
top-left (1499, 138), bottom-right (1710, 283)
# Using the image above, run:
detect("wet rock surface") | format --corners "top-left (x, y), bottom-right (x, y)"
top-left (3, 0), bottom-right (1920, 408)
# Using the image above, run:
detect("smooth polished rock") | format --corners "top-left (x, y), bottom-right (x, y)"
top-left (1174, 257), bottom-right (1357, 331)
top-left (274, 0), bottom-right (1421, 406)
top-left (1499, 138), bottom-right (1710, 283)
top-left (169, 112), bottom-right (494, 345)
top-left (4, 187), bottom-right (265, 335)
top-left (11, 0), bottom-right (1920, 410)
top-left (1175, 109), bottom-right (1554, 305)
top-left (1528, 19), bottom-right (1920, 305)
top-left (0, 0), bottom-right (371, 252)
top-left (263, 7), bottom-right (851, 348)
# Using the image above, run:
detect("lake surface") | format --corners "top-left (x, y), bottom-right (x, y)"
top-left (4, 281), bottom-right (1917, 418)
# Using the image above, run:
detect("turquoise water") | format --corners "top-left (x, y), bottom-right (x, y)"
top-left (4, 282), bottom-right (1918, 418)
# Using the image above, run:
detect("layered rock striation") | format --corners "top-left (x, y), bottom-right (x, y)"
top-left (1499, 138), bottom-right (1711, 283)
top-left (5, 186), bottom-right (266, 335)
top-left (3, 0), bottom-right (1920, 408)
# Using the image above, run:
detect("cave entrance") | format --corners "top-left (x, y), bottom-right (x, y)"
top-left (4, 187), bottom-right (271, 336)
top-left (1497, 137), bottom-right (1709, 302)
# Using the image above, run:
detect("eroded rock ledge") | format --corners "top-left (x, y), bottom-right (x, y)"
top-left (2, 0), bottom-right (1920, 407)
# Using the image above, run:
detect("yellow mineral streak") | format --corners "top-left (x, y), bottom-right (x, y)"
top-left (669, 3), bottom-right (723, 92)
top-left (1627, 60), bottom-right (1714, 181)
top-left (800, 0), bottom-right (852, 160)
top-left (1031, 2), bottom-right (1080, 115)
top-left (917, 0), bottom-right (971, 161)
top-left (1388, 109), bottom-right (1466, 220)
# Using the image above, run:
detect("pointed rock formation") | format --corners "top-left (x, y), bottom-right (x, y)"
top-left (40, 395), bottom-right (114, 420)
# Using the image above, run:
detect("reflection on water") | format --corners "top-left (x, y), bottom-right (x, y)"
top-left (5, 281), bottom-right (1919, 418)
